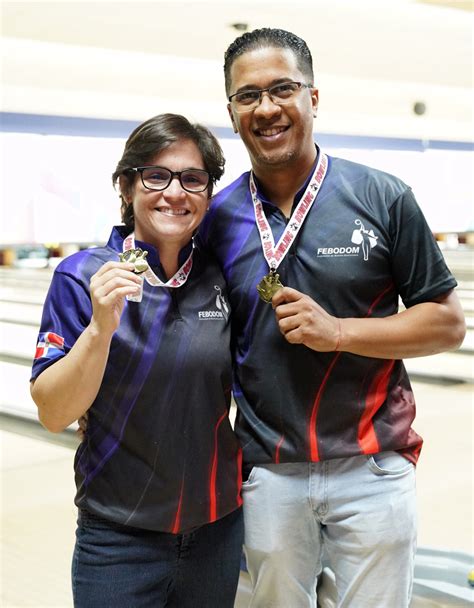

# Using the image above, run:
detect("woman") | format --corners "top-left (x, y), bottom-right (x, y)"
top-left (30, 114), bottom-right (243, 608)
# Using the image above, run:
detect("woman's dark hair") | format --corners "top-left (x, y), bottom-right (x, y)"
top-left (224, 28), bottom-right (314, 96)
top-left (112, 113), bottom-right (225, 232)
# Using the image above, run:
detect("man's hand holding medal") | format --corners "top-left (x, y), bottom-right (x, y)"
top-left (272, 287), bottom-right (342, 353)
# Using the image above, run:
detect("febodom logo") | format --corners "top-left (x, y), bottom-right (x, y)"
top-left (317, 219), bottom-right (378, 262)
top-left (198, 285), bottom-right (230, 321)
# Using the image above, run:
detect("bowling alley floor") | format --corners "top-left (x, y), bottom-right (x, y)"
top-left (1, 379), bottom-right (473, 608)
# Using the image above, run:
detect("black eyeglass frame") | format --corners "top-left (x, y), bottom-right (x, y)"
top-left (228, 81), bottom-right (313, 109)
top-left (125, 166), bottom-right (211, 193)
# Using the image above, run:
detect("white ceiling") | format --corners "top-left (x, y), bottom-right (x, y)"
top-left (2, 0), bottom-right (472, 86)
top-left (1, 0), bottom-right (473, 139)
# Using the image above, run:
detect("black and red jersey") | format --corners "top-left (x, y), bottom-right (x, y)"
top-left (199, 149), bottom-right (457, 467)
top-left (31, 226), bottom-right (242, 533)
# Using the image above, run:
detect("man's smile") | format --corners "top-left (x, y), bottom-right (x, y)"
top-left (254, 125), bottom-right (289, 137)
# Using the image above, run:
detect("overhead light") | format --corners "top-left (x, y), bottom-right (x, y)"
top-left (413, 101), bottom-right (427, 115)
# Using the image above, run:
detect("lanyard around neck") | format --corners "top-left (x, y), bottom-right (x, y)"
top-left (123, 233), bottom-right (194, 289)
top-left (250, 151), bottom-right (328, 272)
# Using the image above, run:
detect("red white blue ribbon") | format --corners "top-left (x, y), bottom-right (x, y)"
top-left (250, 151), bottom-right (328, 271)
top-left (123, 233), bottom-right (193, 301)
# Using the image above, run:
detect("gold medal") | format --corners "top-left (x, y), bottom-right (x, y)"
top-left (250, 152), bottom-right (328, 306)
top-left (257, 270), bottom-right (284, 303)
top-left (119, 248), bottom-right (149, 274)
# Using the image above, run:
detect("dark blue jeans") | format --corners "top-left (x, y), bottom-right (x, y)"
top-left (72, 507), bottom-right (244, 608)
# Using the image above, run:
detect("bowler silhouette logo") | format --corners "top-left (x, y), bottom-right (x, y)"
top-left (214, 285), bottom-right (230, 321)
top-left (351, 219), bottom-right (378, 261)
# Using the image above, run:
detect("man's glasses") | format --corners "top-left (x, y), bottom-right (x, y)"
top-left (126, 166), bottom-right (210, 193)
top-left (228, 81), bottom-right (313, 113)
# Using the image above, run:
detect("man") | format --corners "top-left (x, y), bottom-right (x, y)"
top-left (199, 28), bottom-right (466, 607)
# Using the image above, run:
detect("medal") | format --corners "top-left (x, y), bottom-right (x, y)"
top-left (122, 233), bottom-right (194, 302)
top-left (257, 269), bottom-right (284, 303)
top-left (250, 149), bottom-right (328, 303)
top-left (119, 248), bottom-right (149, 274)
top-left (119, 247), bottom-right (150, 302)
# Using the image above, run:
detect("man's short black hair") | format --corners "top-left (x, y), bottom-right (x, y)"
top-left (224, 28), bottom-right (314, 96)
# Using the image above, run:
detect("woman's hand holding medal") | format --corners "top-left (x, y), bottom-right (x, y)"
top-left (89, 261), bottom-right (143, 334)
top-left (272, 287), bottom-right (343, 353)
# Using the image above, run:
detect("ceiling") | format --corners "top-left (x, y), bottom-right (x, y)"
top-left (1, 0), bottom-right (473, 138)
top-left (2, 0), bottom-right (472, 87)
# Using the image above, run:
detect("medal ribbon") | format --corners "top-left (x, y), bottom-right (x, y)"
top-left (123, 233), bottom-right (193, 288)
top-left (250, 151), bottom-right (328, 271)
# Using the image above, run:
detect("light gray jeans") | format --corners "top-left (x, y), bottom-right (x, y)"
top-left (242, 452), bottom-right (417, 608)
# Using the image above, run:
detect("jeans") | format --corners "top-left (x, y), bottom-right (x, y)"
top-left (242, 453), bottom-right (417, 608)
top-left (72, 507), bottom-right (244, 608)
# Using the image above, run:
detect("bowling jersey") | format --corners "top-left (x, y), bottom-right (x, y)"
top-left (199, 149), bottom-right (457, 467)
top-left (31, 226), bottom-right (242, 532)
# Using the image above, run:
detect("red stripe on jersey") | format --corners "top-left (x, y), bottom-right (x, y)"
top-left (309, 352), bottom-right (342, 461)
top-left (209, 411), bottom-right (227, 522)
top-left (399, 441), bottom-right (422, 465)
top-left (411, 442), bottom-right (422, 462)
top-left (358, 360), bottom-right (395, 454)
top-left (171, 479), bottom-right (184, 534)
top-left (275, 435), bottom-right (285, 463)
top-left (309, 283), bottom-right (395, 462)
top-left (366, 283), bottom-right (394, 317)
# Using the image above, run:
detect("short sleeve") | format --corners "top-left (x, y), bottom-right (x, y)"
top-left (389, 188), bottom-right (457, 307)
top-left (31, 271), bottom-right (92, 380)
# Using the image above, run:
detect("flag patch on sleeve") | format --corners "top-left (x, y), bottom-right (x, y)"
top-left (35, 332), bottom-right (65, 360)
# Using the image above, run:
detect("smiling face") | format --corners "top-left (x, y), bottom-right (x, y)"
top-left (227, 46), bottom-right (318, 180)
top-left (122, 139), bottom-right (209, 251)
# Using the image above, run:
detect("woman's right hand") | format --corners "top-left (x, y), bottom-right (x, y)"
top-left (89, 261), bottom-right (142, 335)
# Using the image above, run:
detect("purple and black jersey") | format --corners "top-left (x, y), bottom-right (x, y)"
top-left (31, 226), bottom-right (242, 533)
top-left (199, 150), bottom-right (457, 468)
